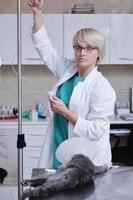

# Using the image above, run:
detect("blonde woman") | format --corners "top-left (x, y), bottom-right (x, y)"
top-left (28, 0), bottom-right (116, 169)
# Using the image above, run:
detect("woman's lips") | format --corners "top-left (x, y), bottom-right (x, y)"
top-left (79, 59), bottom-right (86, 62)
top-left (79, 57), bottom-right (87, 61)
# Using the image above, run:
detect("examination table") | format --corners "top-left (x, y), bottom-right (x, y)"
top-left (29, 167), bottom-right (133, 200)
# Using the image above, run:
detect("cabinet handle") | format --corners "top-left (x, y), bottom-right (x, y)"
top-left (0, 143), bottom-right (7, 148)
top-left (0, 58), bottom-right (7, 61)
top-left (28, 145), bottom-right (42, 147)
top-left (118, 57), bottom-right (133, 60)
top-left (25, 58), bottom-right (42, 61)
top-left (26, 134), bottom-right (44, 136)
top-left (29, 156), bottom-right (40, 158)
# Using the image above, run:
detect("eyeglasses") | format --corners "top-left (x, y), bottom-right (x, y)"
top-left (73, 45), bottom-right (97, 53)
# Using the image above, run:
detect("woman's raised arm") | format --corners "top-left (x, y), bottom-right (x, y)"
top-left (28, 0), bottom-right (43, 33)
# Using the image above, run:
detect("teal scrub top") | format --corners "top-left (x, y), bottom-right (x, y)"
top-left (53, 73), bottom-right (85, 169)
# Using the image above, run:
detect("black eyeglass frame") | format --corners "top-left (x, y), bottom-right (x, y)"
top-left (73, 45), bottom-right (98, 53)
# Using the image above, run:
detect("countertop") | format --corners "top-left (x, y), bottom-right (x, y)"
top-left (109, 115), bottom-right (133, 124)
top-left (0, 117), bottom-right (50, 126)
top-left (0, 115), bottom-right (133, 126)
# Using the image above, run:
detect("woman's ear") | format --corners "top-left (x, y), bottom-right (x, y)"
top-left (95, 57), bottom-right (100, 66)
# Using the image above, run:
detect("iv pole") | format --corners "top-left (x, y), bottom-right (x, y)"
top-left (17, 0), bottom-right (26, 199)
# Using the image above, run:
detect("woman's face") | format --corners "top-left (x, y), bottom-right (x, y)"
top-left (73, 42), bottom-right (99, 70)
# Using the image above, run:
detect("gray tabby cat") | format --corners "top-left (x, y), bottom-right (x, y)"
top-left (21, 154), bottom-right (108, 200)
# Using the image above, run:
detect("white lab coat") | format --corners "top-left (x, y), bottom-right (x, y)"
top-left (32, 25), bottom-right (116, 168)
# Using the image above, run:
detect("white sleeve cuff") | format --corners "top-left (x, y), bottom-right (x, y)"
top-left (73, 115), bottom-right (110, 140)
top-left (32, 25), bottom-right (49, 46)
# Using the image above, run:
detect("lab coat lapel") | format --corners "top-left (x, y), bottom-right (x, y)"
top-left (50, 67), bottom-right (78, 93)
top-left (48, 67), bottom-right (78, 118)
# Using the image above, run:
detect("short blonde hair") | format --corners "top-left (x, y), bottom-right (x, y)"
top-left (73, 28), bottom-right (105, 62)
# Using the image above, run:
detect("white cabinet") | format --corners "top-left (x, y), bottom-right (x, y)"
top-left (23, 123), bottom-right (48, 179)
top-left (1, 14), bottom-right (133, 65)
top-left (110, 14), bottom-right (133, 64)
top-left (4, 126), bottom-right (18, 178)
top-left (0, 124), bottom-right (18, 183)
top-left (0, 126), bottom-right (8, 170)
top-left (22, 14), bottom-right (63, 65)
top-left (0, 14), bottom-right (63, 65)
top-left (64, 14), bottom-right (110, 64)
top-left (0, 14), bottom-right (17, 65)
top-left (0, 120), bottom-right (49, 182)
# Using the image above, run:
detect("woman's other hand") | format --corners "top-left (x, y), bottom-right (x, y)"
top-left (49, 95), bottom-right (68, 115)
top-left (48, 94), bottom-right (78, 125)
top-left (28, 0), bottom-right (44, 14)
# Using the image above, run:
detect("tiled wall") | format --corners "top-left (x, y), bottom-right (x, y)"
top-left (99, 65), bottom-right (133, 106)
top-left (0, 64), bottom-right (133, 111)
top-left (0, 65), bottom-right (57, 111)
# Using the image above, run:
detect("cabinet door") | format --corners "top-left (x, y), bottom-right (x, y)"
top-left (0, 126), bottom-right (8, 170)
top-left (0, 123), bottom-right (48, 181)
top-left (4, 126), bottom-right (18, 178)
top-left (0, 14), bottom-right (63, 65)
top-left (64, 14), bottom-right (110, 64)
top-left (110, 14), bottom-right (133, 64)
top-left (0, 14), bottom-right (17, 65)
top-left (23, 124), bottom-right (48, 179)
top-left (22, 14), bottom-right (63, 65)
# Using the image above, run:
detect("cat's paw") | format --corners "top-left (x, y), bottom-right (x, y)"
top-left (95, 164), bottom-right (108, 174)
top-left (103, 164), bottom-right (108, 173)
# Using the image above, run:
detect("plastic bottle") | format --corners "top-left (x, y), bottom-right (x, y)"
top-left (31, 109), bottom-right (38, 121)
